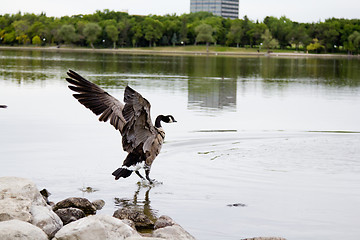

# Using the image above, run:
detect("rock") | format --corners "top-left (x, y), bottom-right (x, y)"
top-left (31, 205), bottom-right (63, 238)
top-left (126, 237), bottom-right (164, 240)
top-left (227, 203), bottom-right (246, 207)
top-left (0, 177), bottom-right (63, 238)
top-left (113, 208), bottom-right (154, 229)
top-left (92, 199), bottom-right (105, 210)
top-left (154, 215), bottom-right (176, 229)
top-left (53, 197), bottom-right (97, 215)
top-left (153, 224), bottom-right (196, 240)
top-left (53, 215), bottom-right (140, 240)
top-left (40, 188), bottom-right (51, 204)
top-left (121, 219), bottom-right (136, 230)
top-left (55, 207), bottom-right (86, 225)
top-left (153, 216), bottom-right (195, 240)
top-left (0, 177), bottom-right (39, 222)
top-left (0, 219), bottom-right (48, 240)
top-left (241, 238), bottom-right (287, 240)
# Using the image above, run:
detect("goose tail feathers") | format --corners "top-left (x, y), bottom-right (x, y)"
top-left (112, 167), bottom-right (132, 180)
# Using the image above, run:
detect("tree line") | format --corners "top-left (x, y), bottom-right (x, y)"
top-left (1, 10), bottom-right (360, 54)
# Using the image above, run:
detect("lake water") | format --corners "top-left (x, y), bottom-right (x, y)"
top-left (1, 49), bottom-right (360, 240)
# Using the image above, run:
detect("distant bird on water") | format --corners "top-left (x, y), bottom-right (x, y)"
top-left (65, 70), bottom-right (176, 183)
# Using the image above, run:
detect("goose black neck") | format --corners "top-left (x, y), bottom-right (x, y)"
top-left (155, 115), bottom-right (164, 128)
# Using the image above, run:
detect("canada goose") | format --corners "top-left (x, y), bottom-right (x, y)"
top-left (65, 70), bottom-right (176, 183)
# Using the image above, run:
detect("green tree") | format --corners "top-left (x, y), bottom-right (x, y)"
top-left (203, 16), bottom-right (224, 45)
top-left (226, 19), bottom-right (243, 47)
top-left (28, 21), bottom-right (47, 40)
top-left (3, 31), bottom-right (16, 44)
top-left (83, 22), bottom-right (102, 48)
top-left (118, 18), bottom-right (131, 47)
top-left (32, 35), bottom-right (41, 45)
top-left (347, 31), bottom-right (360, 54)
top-left (264, 16), bottom-right (293, 48)
top-left (195, 23), bottom-right (214, 52)
top-left (130, 19), bottom-right (143, 47)
top-left (58, 24), bottom-right (77, 45)
top-left (12, 20), bottom-right (30, 44)
top-left (306, 38), bottom-right (324, 53)
top-left (315, 21), bottom-right (340, 53)
top-left (143, 17), bottom-right (163, 47)
top-left (105, 24), bottom-right (119, 49)
top-left (247, 22), bottom-right (267, 47)
top-left (162, 17), bottom-right (181, 46)
top-left (179, 16), bottom-right (188, 44)
top-left (261, 29), bottom-right (279, 51)
top-left (171, 33), bottom-right (178, 46)
top-left (287, 24), bottom-right (311, 50)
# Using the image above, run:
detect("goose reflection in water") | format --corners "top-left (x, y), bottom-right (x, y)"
top-left (114, 182), bottom-right (158, 225)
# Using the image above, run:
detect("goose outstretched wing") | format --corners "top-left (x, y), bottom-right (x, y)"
top-left (121, 86), bottom-right (158, 154)
top-left (66, 70), bottom-right (126, 131)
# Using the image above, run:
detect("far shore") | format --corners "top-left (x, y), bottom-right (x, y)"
top-left (1, 45), bottom-right (359, 59)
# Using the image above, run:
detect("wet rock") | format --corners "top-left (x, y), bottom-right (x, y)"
top-left (79, 186), bottom-right (99, 193)
top-left (40, 188), bottom-right (51, 204)
top-left (152, 215), bottom-right (195, 240)
top-left (55, 207), bottom-right (86, 225)
top-left (0, 177), bottom-right (63, 238)
top-left (154, 215), bottom-right (176, 229)
top-left (113, 208), bottom-right (154, 229)
top-left (53, 197), bottom-right (97, 215)
top-left (92, 199), bottom-right (105, 210)
top-left (53, 215), bottom-right (140, 240)
top-left (227, 203), bottom-right (246, 207)
top-left (0, 219), bottom-right (48, 240)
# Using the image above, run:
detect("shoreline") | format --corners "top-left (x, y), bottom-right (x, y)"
top-left (1, 46), bottom-right (359, 59)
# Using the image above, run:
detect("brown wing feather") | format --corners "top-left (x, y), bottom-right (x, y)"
top-left (121, 86), bottom-right (158, 154)
top-left (66, 70), bottom-right (126, 132)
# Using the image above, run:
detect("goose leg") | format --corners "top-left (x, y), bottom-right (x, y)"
top-left (145, 169), bottom-right (154, 184)
top-left (135, 171), bottom-right (145, 180)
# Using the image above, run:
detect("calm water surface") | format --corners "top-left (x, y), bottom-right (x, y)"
top-left (1, 49), bottom-right (360, 240)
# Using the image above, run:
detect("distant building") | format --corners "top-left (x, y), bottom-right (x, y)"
top-left (190, 0), bottom-right (239, 20)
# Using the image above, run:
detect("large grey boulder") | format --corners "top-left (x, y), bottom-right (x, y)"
top-left (53, 215), bottom-right (141, 240)
top-left (0, 219), bottom-right (48, 240)
top-left (152, 216), bottom-right (196, 240)
top-left (0, 177), bottom-right (63, 238)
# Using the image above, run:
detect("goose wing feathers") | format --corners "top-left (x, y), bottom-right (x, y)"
top-left (66, 70), bottom-right (126, 131)
top-left (122, 86), bottom-right (157, 154)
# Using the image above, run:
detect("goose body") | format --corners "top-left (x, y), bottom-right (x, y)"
top-left (66, 70), bottom-right (176, 183)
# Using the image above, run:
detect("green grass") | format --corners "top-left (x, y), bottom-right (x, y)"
top-left (137, 45), bottom-right (305, 53)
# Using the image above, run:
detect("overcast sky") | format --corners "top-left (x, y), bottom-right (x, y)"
top-left (1, 0), bottom-right (359, 23)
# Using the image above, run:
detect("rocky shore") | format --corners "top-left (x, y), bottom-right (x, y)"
top-left (0, 176), bottom-right (287, 240)
top-left (0, 176), bottom-right (195, 240)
